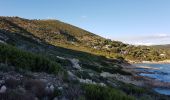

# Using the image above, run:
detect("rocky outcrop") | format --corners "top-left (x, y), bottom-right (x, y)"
top-left (68, 58), bottom-right (81, 70)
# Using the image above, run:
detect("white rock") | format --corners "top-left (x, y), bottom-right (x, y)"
top-left (99, 83), bottom-right (106, 86)
top-left (67, 71), bottom-right (75, 77)
top-left (58, 87), bottom-right (63, 90)
top-left (56, 56), bottom-right (66, 60)
top-left (78, 78), bottom-right (96, 84)
top-left (0, 40), bottom-right (6, 44)
top-left (0, 85), bottom-right (7, 93)
top-left (49, 85), bottom-right (54, 92)
top-left (69, 58), bottom-right (81, 70)
top-left (100, 72), bottom-right (114, 78)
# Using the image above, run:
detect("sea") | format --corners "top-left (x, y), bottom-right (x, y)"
top-left (134, 63), bottom-right (170, 95)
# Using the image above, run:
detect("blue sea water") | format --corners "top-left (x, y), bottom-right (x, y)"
top-left (134, 63), bottom-right (170, 95)
top-left (154, 88), bottom-right (170, 95)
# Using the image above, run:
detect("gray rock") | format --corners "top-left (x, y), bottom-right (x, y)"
top-left (0, 85), bottom-right (7, 93)
top-left (69, 58), bottom-right (81, 70)
top-left (45, 84), bottom-right (55, 94)
top-left (49, 85), bottom-right (54, 92)
top-left (58, 86), bottom-right (63, 90)
top-left (53, 97), bottom-right (58, 100)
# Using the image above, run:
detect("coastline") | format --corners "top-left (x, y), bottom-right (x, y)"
top-left (122, 63), bottom-right (170, 93)
top-left (129, 60), bottom-right (170, 64)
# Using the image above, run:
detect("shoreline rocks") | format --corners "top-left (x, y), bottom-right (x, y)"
top-left (123, 64), bottom-right (170, 91)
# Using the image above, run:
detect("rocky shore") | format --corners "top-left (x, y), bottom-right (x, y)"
top-left (123, 64), bottom-right (170, 93)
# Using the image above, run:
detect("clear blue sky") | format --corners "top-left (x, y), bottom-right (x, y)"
top-left (1, 0), bottom-right (170, 45)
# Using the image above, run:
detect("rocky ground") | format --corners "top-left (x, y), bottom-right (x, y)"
top-left (0, 70), bottom-right (169, 100)
top-left (0, 70), bottom-right (83, 100)
top-left (0, 58), bottom-right (170, 100)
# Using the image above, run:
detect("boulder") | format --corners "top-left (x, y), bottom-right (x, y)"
top-left (0, 85), bottom-right (7, 93)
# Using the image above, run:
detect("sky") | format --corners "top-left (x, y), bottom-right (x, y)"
top-left (0, 0), bottom-right (170, 45)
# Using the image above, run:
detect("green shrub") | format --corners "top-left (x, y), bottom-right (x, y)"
top-left (81, 63), bottom-right (101, 73)
top-left (75, 71), bottom-right (91, 79)
top-left (120, 84), bottom-right (146, 96)
top-left (0, 43), bottom-right (61, 74)
top-left (83, 84), bottom-right (135, 100)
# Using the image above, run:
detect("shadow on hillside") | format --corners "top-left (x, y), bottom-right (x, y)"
top-left (0, 20), bottom-right (129, 68)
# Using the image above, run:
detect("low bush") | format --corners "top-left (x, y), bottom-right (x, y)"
top-left (0, 63), bottom-right (15, 72)
top-left (83, 84), bottom-right (135, 100)
top-left (82, 63), bottom-right (131, 75)
top-left (75, 71), bottom-right (91, 79)
top-left (0, 43), bottom-right (61, 74)
top-left (81, 63), bottom-right (101, 73)
top-left (120, 84), bottom-right (146, 96)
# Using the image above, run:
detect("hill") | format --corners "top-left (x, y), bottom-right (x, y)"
top-left (0, 16), bottom-right (169, 61)
top-left (0, 16), bottom-right (169, 100)
top-left (152, 44), bottom-right (170, 49)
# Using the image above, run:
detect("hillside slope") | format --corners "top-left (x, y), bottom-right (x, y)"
top-left (0, 16), bottom-right (170, 100)
top-left (0, 16), bottom-right (169, 61)
top-left (153, 44), bottom-right (170, 50)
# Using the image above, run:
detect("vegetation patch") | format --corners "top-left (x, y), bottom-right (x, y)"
top-left (83, 84), bottom-right (135, 100)
top-left (0, 43), bottom-right (61, 74)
